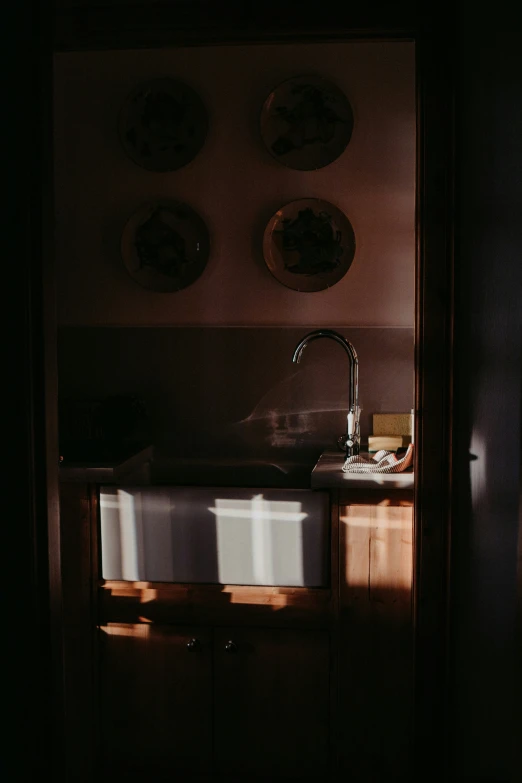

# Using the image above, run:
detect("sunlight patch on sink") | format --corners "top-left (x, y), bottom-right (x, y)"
top-left (100, 486), bottom-right (328, 587)
top-left (209, 495), bottom-right (307, 585)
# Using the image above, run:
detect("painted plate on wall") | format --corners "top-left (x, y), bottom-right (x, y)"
top-left (118, 78), bottom-right (208, 171)
top-left (260, 76), bottom-right (354, 171)
top-left (262, 199), bottom-right (356, 292)
top-left (121, 200), bottom-right (210, 292)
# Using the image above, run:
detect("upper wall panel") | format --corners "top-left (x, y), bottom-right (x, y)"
top-left (54, 42), bottom-right (415, 326)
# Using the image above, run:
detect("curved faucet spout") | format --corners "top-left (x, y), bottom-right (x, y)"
top-left (292, 329), bottom-right (360, 455)
top-left (292, 329), bottom-right (359, 411)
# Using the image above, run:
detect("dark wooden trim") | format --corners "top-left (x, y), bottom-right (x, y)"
top-left (413, 19), bottom-right (455, 782)
top-left (59, 483), bottom-right (96, 781)
top-left (89, 485), bottom-right (101, 776)
top-left (329, 489), bottom-right (340, 777)
top-left (54, 2), bottom-right (419, 52)
top-left (43, 42), bottom-right (64, 783)
top-left (99, 580), bottom-right (332, 599)
top-left (517, 440), bottom-right (522, 782)
top-left (338, 488), bottom-right (414, 506)
top-left (98, 580), bottom-right (334, 629)
top-left (90, 485), bottom-right (100, 622)
top-left (9, 0), bottom-right (62, 779)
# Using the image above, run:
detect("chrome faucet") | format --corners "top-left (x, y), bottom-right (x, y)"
top-left (292, 329), bottom-right (360, 457)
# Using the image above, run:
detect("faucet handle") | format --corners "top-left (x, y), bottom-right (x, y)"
top-left (337, 434), bottom-right (347, 452)
top-left (337, 434), bottom-right (358, 454)
top-left (338, 432), bottom-right (360, 458)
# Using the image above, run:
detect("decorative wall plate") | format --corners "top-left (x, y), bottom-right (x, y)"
top-left (260, 76), bottom-right (354, 171)
top-left (121, 200), bottom-right (210, 292)
top-left (262, 199), bottom-right (356, 292)
top-left (118, 78), bottom-right (208, 171)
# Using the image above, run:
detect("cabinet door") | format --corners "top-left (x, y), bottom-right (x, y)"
top-left (339, 500), bottom-right (413, 780)
top-left (214, 627), bottom-right (330, 781)
top-left (99, 623), bottom-right (212, 779)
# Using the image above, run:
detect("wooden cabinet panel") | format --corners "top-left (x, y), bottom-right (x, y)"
top-left (87, 489), bottom-right (413, 781)
top-left (338, 500), bottom-right (413, 781)
top-left (99, 623), bottom-right (212, 778)
top-left (60, 482), bottom-right (97, 783)
top-left (214, 627), bottom-right (330, 781)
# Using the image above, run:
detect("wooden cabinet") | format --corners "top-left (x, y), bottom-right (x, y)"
top-left (214, 627), bottom-right (330, 781)
top-left (99, 624), bottom-right (330, 782)
top-left (337, 496), bottom-right (414, 781)
top-left (60, 481), bottom-right (415, 782)
top-left (99, 624), bottom-right (212, 778)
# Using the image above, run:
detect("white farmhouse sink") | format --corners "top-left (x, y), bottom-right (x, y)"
top-left (100, 486), bottom-right (329, 587)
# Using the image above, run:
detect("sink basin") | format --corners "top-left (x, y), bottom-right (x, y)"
top-left (99, 485), bottom-right (329, 587)
top-left (150, 457), bottom-right (313, 488)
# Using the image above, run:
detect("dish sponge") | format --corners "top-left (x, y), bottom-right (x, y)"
top-left (372, 413), bottom-right (413, 436)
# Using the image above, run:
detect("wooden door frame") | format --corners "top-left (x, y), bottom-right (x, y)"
top-left (42, 3), bottom-right (455, 780)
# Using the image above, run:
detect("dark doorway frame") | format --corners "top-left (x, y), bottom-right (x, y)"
top-left (24, 3), bottom-right (454, 780)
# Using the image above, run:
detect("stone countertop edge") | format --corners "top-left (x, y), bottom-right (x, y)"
top-left (310, 450), bottom-right (415, 490)
top-left (59, 444), bottom-right (154, 483)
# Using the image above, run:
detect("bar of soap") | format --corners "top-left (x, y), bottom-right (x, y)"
top-left (372, 413), bottom-right (413, 436)
top-left (368, 435), bottom-right (411, 452)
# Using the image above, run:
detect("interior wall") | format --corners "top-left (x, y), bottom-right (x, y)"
top-left (54, 42), bottom-right (415, 327)
top-left (58, 325), bottom-right (414, 462)
top-left (55, 41), bottom-right (416, 463)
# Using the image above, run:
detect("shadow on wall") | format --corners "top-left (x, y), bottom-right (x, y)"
top-left (57, 325), bottom-right (414, 463)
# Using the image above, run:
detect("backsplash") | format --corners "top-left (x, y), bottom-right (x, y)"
top-left (58, 326), bottom-right (414, 466)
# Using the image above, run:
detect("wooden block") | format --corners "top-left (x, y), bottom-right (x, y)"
top-left (368, 435), bottom-right (411, 452)
top-left (373, 413), bottom-right (413, 436)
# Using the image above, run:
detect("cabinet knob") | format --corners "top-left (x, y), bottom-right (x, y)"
top-left (186, 638), bottom-right (200, 652)
top-left (224, 640), bottom-right (238, 654)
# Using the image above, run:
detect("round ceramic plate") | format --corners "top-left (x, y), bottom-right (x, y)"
top-left (263, 199), bottom-right (356, 292)
top-left (260, 76), bottom-right (354, 171)
top-left (121, 200), bottom-right (210, 292)
top-left (118, 78), bottom-right (208, 171)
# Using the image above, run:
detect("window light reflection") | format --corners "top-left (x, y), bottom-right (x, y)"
top-left (209, 494), bottom-right (307, 586)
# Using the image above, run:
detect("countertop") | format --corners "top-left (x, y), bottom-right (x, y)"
top-left (59, 445), bottom-right (414, 492)
top-left (310, 450), bottom-right (415, 490)
top-left (149, 455), bottom-right (313, 488)
top-left (59, 441), bottom-right (154, 482)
